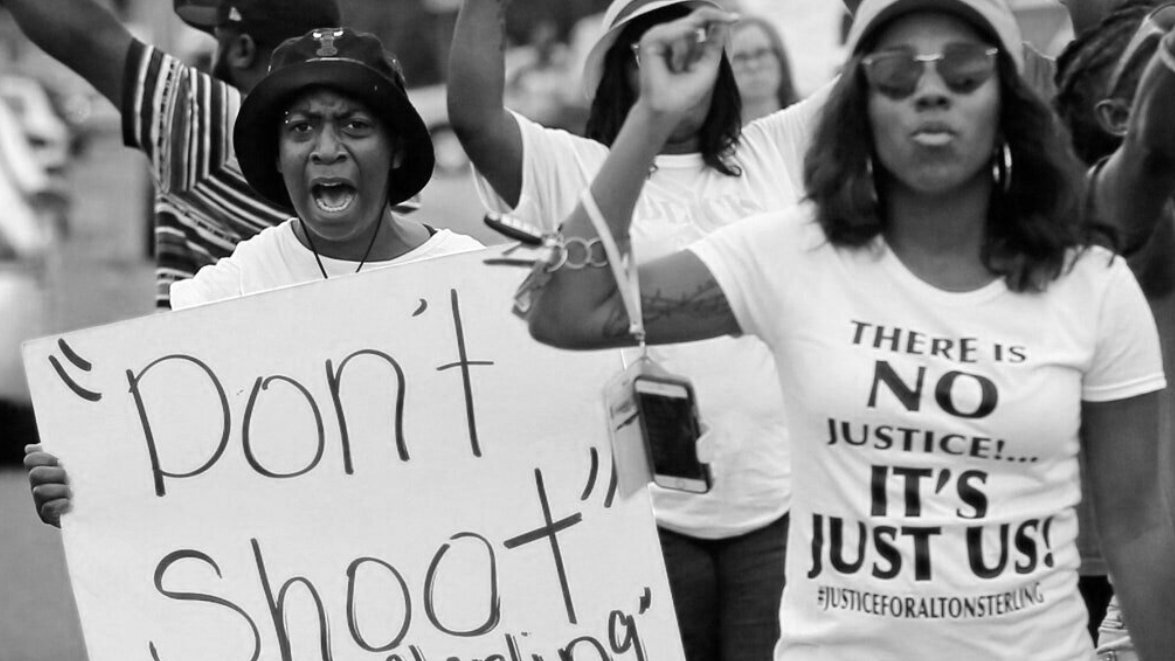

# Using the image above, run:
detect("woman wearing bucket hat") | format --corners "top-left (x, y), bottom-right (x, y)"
top-left (524, 0), bottom-right (1175, 659)
top-left (168, 27), bottom-right (482, 307)
top-left (24, 28), bottom-right (483, 520)
top-left (449, 3), bottom-right (833, 658)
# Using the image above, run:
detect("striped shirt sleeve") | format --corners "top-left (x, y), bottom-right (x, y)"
top-left (121, 41), bottom-right (238, 194)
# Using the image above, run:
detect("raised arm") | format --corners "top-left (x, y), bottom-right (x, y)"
top-left (448, 0), bottom-right (525, 207)
top-left (527, 8), bottom-right (741, 350)
top-left (1092, 30), bottom-right (1175, 258)
top-left (2, 0), bottom-right (133, 107)
top-left (1082, 393), bottom-right (1175, 661)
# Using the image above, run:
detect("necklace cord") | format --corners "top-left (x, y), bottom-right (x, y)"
top-left (300, 211), bottom-right (385, 280)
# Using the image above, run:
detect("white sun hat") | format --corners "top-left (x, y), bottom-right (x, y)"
top-left (846, 0), bottom-right (1024, 71)
top-left (581, 0), bottom-right (721, 101)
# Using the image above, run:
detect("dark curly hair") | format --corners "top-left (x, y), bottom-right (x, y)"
top-left (1054, 0), bottom-right (1174, 296)
top-left (804, 46), bottom-right (1089, 293)
top-left (583, 5), bottom-right (744, 177)
top-left (1054, 0), bottom-right (1162, 164)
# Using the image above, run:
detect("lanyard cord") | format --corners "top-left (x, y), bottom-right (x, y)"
top-left (299, 214), bottom-right (385, 280)
top-left (580, 189), bottom-right (646, 352)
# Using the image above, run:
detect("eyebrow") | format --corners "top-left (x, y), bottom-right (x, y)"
top-left (283, 106), bottom-right (375, 121)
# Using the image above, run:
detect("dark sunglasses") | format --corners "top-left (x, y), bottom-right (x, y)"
top-left (861, 43), bottom-right (999, 100)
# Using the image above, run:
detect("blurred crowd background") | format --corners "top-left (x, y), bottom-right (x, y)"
top-left (0, 1), bottom-right (1074, 658)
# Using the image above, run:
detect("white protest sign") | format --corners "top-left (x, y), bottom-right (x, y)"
top-left (23, 248), bottom-right (684, 661)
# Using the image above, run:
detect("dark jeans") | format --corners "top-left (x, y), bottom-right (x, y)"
top-left (658, 513), bottom-right (789, 661)
top-left (0, 399), bottom-right (38, 465)
top-left (1080, 574), bottom-right (1113, 643)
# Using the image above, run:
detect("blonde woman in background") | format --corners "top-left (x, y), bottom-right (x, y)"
top-left (729, 16), bottom-right (799, 123)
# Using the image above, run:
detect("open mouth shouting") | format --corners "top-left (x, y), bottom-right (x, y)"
top-left (312, 180), bottom-right (358, 213)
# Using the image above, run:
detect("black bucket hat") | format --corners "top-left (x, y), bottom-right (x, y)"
top-left (233, 27), bottom-right (435, 211)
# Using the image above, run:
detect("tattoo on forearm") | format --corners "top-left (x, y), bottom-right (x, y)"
top-left (641, 279), bottom-right (729, 324)
top-left (598, 278), bottom-right (728, 341)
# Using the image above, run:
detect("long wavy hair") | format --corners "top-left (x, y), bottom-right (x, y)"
top-left (804, 43), bottom-right (1089, 292)
top-left (584, 5), bottom-right (744, 177)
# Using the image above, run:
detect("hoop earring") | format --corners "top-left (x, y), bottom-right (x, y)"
top-left (865, 154), bottom-right (880, 207)
top-left (993, 142), bottom-right (1013, 193)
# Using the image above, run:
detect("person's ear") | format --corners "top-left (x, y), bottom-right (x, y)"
top-left (224, 32), bottom-right (260, 70)
top-left (1094, 97), bottom-right (1131, 137)
top-left (391, 137), bottom-right (405, 169)
top-left (275, 143), bottom-right (287, 175)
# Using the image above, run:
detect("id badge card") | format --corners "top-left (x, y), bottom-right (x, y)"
top-left (604, 357), bottom-right (711, 497)
top-left (604, 357), bottom-right (657, 498)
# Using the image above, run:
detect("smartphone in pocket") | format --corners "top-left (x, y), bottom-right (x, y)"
top-left (633, 375), bottom-right (711, 493)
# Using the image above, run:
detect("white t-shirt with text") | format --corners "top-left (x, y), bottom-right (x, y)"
top-left (690, 206), bottom-right (1164, 660)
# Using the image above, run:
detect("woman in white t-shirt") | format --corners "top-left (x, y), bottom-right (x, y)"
top-left (25, 28), bottom-right (481, 520)
top-left (450, 2), bottom-right (826, 658)
top-left (525, 1), bottom-right (1175, 659)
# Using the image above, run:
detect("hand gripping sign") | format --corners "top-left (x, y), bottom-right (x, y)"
top-left (22, 248), bottom-right (685, 661)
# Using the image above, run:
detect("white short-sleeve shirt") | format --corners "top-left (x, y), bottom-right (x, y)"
top-left (690, 205), bottom-right (1165, 660)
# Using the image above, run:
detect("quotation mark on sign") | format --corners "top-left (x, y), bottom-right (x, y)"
top-left (579, 447), bottom-right (619, 509)
top-left (48, 338), bottom-right (102, 402)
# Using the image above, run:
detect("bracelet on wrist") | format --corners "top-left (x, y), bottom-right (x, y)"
top-left (544, 235), bottom-right (609, 271)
